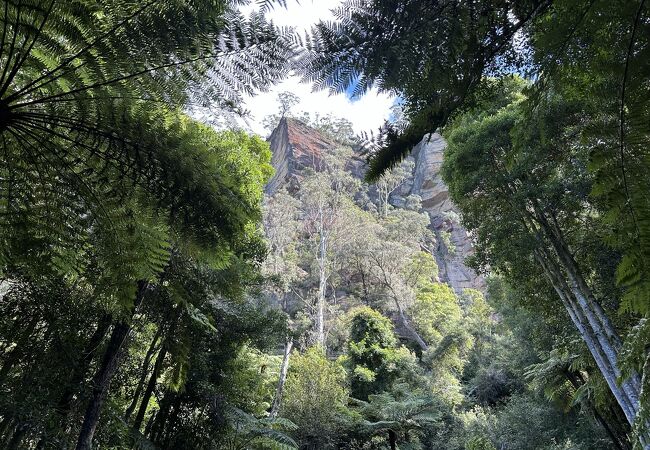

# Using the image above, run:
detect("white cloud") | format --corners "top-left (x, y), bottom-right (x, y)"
top-left (242, 78), bottom-right (395, 136)
top-left (237, 0), bottom-right (395, 137)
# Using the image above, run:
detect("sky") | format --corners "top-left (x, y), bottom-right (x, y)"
top-left (237, 0), bottom-right (396, 137)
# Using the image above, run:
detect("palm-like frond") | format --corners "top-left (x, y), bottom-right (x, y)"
top-left (295, 0), bottom-right (549, 179)
top-left (0, 1), bottom-right (291, 300)
top-left (356, 387), bottom-right (442, 438)
top-left (220, 405), bottom-right (298, 450)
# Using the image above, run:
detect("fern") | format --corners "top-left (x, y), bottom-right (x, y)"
top-left (295, 0), bottom-right (549, 179)
top-left (0, 1), bottom-right (289, 298)
top-left (221, 405), bottom-right (298, 449)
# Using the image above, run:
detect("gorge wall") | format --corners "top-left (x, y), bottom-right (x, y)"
top-left (266, 117), bottom-right (483, 294)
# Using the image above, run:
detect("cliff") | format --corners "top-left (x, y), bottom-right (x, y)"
top-left (266, 117), bottom-right (336, 194)
top-left (266, 119), bottom-right (483, 294)
top-left (407, 133), bottom-right (484, 292)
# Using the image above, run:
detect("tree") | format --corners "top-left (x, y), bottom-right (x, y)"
top-left (0, 0), bottom-right (291, 289)
top-left (412, 280), bottom-right (460, 341)
top-left (441, 89), bottom-right (647, 439)
top-left (375, 159), bottom-right (415, 217)
top-left (301, 2), bottom-right (650, 433)
top-left (354, 386), bottom-right (444, 450)
top-left (281, 347), bottom-right (352, 448)
top-left (262, 189), bottom-right (303, 418)
top-left (360, 231), bottom-right (438, 353)
top-left (298, 0), bottom-right (550, 179)
top-left (345, 307), bottom-right (419, 401)
top-left (299, 147), bottom-right (359, 347)
top-left (0, 125), bottom-right (276, 448)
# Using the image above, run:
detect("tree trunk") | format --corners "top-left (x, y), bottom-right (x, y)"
top-left (535, 250), bottom-right (636, 422)
top-left (388, 429), bottom-right (397, 450)
top-left (315, 230), bottom-right (327, 347)
top-left (124, 327), bottom-right (162, 422)
top-left (534, 245), bottom-right (650, 448)
top-left (270, 337), bottom-right (293, 418)
top-left (56, 315), bottom-right (112, 416)
top-left (133, 344), bottom-right (167, 430)
top-left (533, 210), bottom-right (643, 421)
top-left (150, 390), bottom-right (174, 442)
top-left (388, 288), bottom-right (428, 352)
top-left (75, 281), bottom-right (147, 450)
top-left (594, 410), bottom-right (630, 450)
top-left (397, 305), bottom-right (428, 352)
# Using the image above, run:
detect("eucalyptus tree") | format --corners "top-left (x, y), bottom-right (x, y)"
top-left (261, 189), bottom-right (302, 418)
top-left (299, 147), bottom-right (360, 347)
top-left (441, 90), bottom-right (648, 440)
top-left (374, 159), bottom-right (415, 217)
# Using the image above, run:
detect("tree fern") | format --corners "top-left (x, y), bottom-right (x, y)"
top-left (296, 0), bottom-right (550, 179)
top-left (220, 405), bottom-right (298, 450)
top-left (0, 0), bottom-right (289, 297)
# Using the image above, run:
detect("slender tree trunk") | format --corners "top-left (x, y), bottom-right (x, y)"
top-left (316, 229), bottom-right (327, 347)
top-left (150, 391), bottom-right (174, 442)
top-left (535, 246), bottom-right (650, 449)
top-left (594, 410), bottom-right (629, 450)
top-left (56, 315), bottom-right (112, 415)
top-left (133, 344), bottom-right (167, 430)
top-left (396, 303), bottom-right (428, 352)
top-left (387, 286), bottom-right (428, 352)
top-left (533, 210), bottom-right (643, 419)
top-left (75, 281), bottom-right (147, 450)
top-left (144, 411), bottom-right (156, 438)
top-left (388, 429), bottom-right (397, 450)
top-left (535, 250), bottom-right (636, 422)
top-left (270, 337), bottom-right (293, 418)
top-left (124, 327), bottom-right (162, 422)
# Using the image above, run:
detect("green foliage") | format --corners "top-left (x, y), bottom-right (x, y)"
top-left (298, 1), bottom-right (546, 179)
top-left (345, 307), bottom-right (420, 401)
top-left (281, 346), bottom-right (353, 448)
top-left (410, 282), bottom-right (461, 346)
top-left (219, 406), bottom-right (298, 450)
top-left (465, 435), bottom-right (496, 450)
top-left (0, 6), bottom-right (283, 439)
top-left (354, 385), bottom-right (445, 449)
top-left (304, 0), bottom-right (650, 435)
top-left (0, 0), bottom-right (289, 295)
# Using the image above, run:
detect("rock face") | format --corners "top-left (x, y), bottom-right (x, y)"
top-left (266, 119), bottom-right (483, 293)
top-left (266, 117), bottom-right (336, 194)
top-left (408, 134), bottom-right (484, 293)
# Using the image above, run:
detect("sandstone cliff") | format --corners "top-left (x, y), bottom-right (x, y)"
top-left (407, 133), bottom-right (484, 293)
top-left (266, 117), bottom-right (335, 194)
top-left (266, 119), bottom-right (483, 294)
